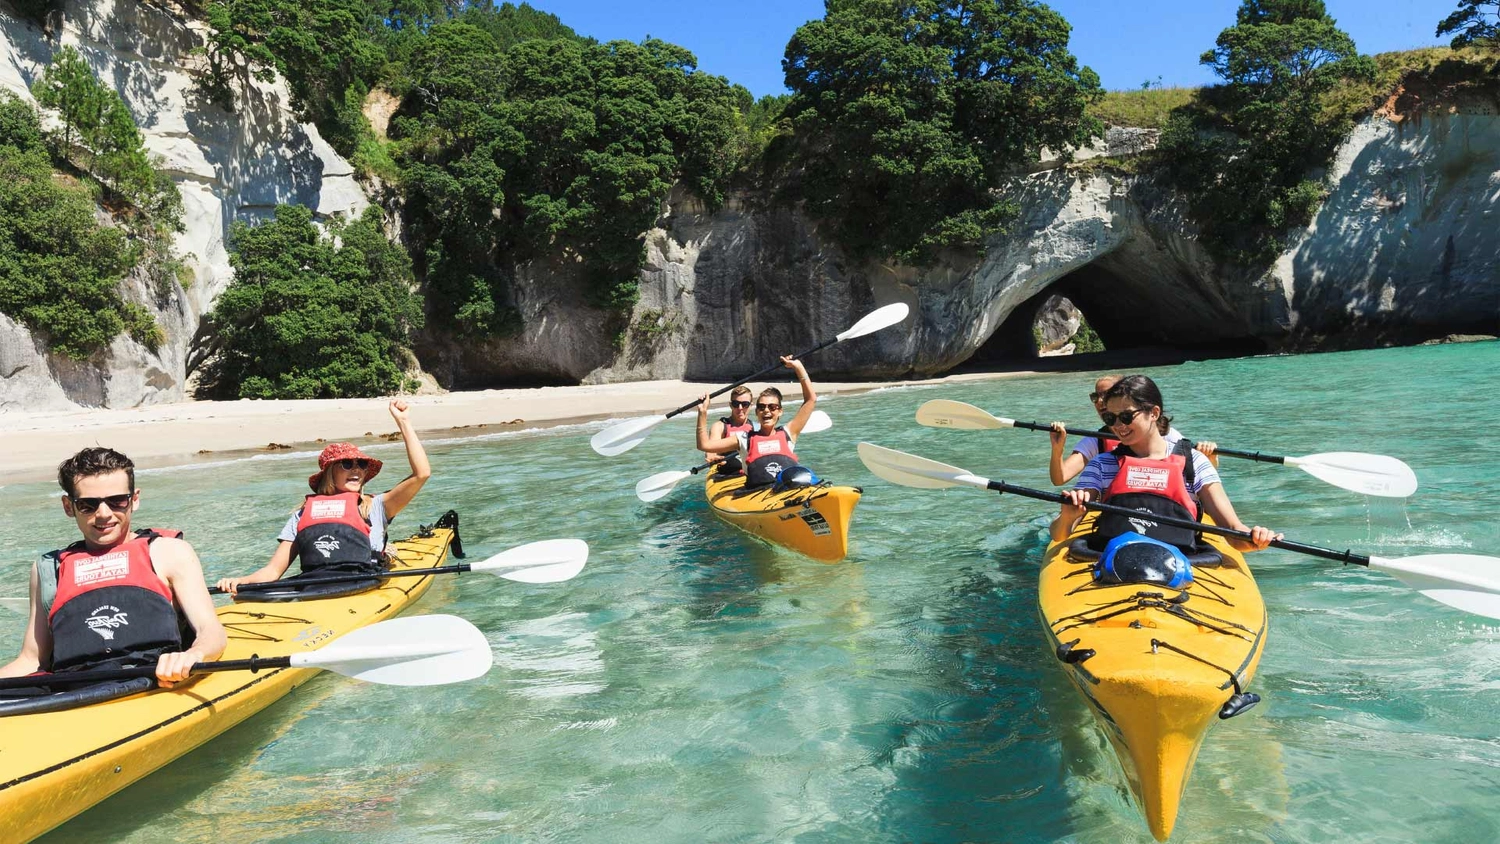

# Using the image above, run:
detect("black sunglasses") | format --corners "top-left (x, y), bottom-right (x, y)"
top-left (71, 493), bottom-right (133, 514)
top-left (756, 402), bottom-right (781, 411)
top-left (338, 458), bottom-right (371, 470)
top-left (729, 400), bottom-right (752, 409)
top-left (1089, 391), bottom-right (1106, 402)
top-left (1099, 407), bottom-right (1150, 427)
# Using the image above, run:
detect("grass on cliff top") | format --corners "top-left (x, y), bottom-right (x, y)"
top-left (1320, 45), bottom-right (1500, 122)
top-left (1089, 86), bottom-right (1198, 129)
top-left (1088, 46), bottom-right (1500, 131)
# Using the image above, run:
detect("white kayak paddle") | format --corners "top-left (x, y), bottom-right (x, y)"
top-left (914, 399), bottom-right (1418, 498)
top-left (217, 539), bottom-right (590, 595)
top-left (857, 441), bottom-right (1500, 621)
top-left (0, 614), bottom-right (494, 691)
top-left (591, 303), bottom-right (909, 456)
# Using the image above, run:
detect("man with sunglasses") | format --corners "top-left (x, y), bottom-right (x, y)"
top-left (0, 448), bottom-right (226, 689)
top-left (696, 356), bottom-right (820, 489)
top-left (703, 386), bottom-right (756, 474)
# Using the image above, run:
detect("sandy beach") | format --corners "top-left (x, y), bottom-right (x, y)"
top-left (0, 370), bottom-right (1043, 484)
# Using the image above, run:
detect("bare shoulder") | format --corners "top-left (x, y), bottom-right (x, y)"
top-left (149, 536), bottom-right (202, 568)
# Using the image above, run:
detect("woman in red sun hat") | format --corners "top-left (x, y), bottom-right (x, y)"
top-left (216, 400), bottom-right (431, 594)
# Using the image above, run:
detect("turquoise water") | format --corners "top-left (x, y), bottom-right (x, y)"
top-left (5, 341), bottom-right (1500, 843)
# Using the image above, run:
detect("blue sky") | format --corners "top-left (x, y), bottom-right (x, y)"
top-left (521, 0), bottom-right (1454, 96)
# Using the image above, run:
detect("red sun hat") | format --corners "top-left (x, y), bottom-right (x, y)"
top-left (308, 443), bottom-right (383, 491)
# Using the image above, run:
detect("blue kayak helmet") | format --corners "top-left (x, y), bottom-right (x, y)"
top-left (1092, 532), bottom-right (1194, 589)
top-left (773, 465), bottom-right (821, 492)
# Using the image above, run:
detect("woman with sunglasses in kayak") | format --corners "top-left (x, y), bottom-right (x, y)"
top-left (1049, 374), bottom-right (1218, 486)
top-left (216, 400), bottom-right (431, 595)
top-left (696, 356), bottom-right (819, 489)
top-left (703, 385), bottom-right (756, 474)
top-left (1049, 375), bottom-right (1274, 553)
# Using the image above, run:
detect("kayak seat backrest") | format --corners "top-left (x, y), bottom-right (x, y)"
top-left (1067, 538), bottom-right (1224, 568)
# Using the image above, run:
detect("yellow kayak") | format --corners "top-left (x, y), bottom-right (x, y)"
top-left (704, 470), bottom-right (861, 562)
top-left (0, 516), bottom-right (457, 844)
top-left (1039, 514), bottom-right (1267, 840)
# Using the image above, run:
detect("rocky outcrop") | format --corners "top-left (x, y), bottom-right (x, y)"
top-left (2, 1), bottom-right (1494, 401)
top-left (1280, 111), bottom-right (1500, 346)
top-left (0, 0), bottom-right (368, 410)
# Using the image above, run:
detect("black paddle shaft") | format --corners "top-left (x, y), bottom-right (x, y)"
top-left (210, 564), bottom-right (473, 595)
top-left (663, 336), bottom-right (840, 419)
top-left (982, 479), bottom-right (1371, 566)
top-left (0, 654), bottom-right (296, 691)
top-left (1007, 419), bottom-right (1288, 465)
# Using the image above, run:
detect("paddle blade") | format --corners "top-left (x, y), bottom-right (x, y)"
top-left (914, 400), bottom-right (1011, 430)
top-left (590, 415), bottom-right (667, 456)
top-left (636, 470), bottom-right (694, 502)
top-left (486, 539), bottom-right (591, 584)
top-left (1286, 452), bottom-right (1418, 498)
top-left (835, 302), bottom-right (910, 341)
top-left (801, 409), bottom-right (833, 434)
top-left (856, 442), bottom-right (991, 491)
top-left (472, 538), bottom-right (590, 583)
top-left (294, 614), bottom-right (493, 686)
top-left (1369, 554), bottom-right (1500, 619)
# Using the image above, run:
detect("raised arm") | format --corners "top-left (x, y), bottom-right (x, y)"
top-left (704, 418), bottom-right (729, 462)
top-left (697, 394), bottom-right (741, 453)
top-left (381, 399), bottom-right (432, 520)
top-left (1049, 422), bottom-right (1089, 485)
top-left (782, 357), bottom-right (817, 438)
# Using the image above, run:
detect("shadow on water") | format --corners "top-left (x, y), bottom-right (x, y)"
top-left (637, 492), bottom-right (791, 622)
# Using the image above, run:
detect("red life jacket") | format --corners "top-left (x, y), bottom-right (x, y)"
top-left (47, 529), bottom-right (184, 673)
top-left (744, 427), bottom-right (800, 487)
top-left (292, 493), bottom-right (378, 575)
top-left (1091, 440), bottom-right (1200, 550)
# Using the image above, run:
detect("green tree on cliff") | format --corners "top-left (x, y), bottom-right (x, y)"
top-left (395, 23), bottom-right (747, 331)
top-left (0, 93), bottom-right (155, 358)
top-left (1437, 1), bottom-right (1500, 48)
top-left (780, 0), bottom-right (1103, 264)
top-left (32, 46), bottom-right (184, 234)
top-left (1158, 0), bottom-right (1375, 262)
top-left (194, 204), bottom-right (424, 399)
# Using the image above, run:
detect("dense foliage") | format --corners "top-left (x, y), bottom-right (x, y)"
top-left (0, 94), bottom-right (154, 358)
top-left (1437, 1), bottom-right (1500, 48)
top-left (1157, 0), bottom-right (1375, 262)
top-left (196, 205), bottom-right (424, 399)
top-left (779, 0), bottom-right (1103, 264)
top-left (393, 25), bottom-right (746, 326)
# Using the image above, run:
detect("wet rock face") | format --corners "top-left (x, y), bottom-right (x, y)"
top-left (0, 0), bottom-right (367, 410)
top-left (1282, 113), bottom-right (1500, 346)
top-left (437, 103), bottom-right (1499, 386)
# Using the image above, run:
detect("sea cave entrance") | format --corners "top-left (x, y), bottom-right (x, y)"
top-left (960, 261), bottom-right (1268, 372)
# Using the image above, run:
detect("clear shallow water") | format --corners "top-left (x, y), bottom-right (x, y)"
top-left (4, 341), bottom-right (1499, 843)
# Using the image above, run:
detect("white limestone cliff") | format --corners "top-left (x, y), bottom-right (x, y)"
top-left (0, 0), bottom-right (367, 411)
